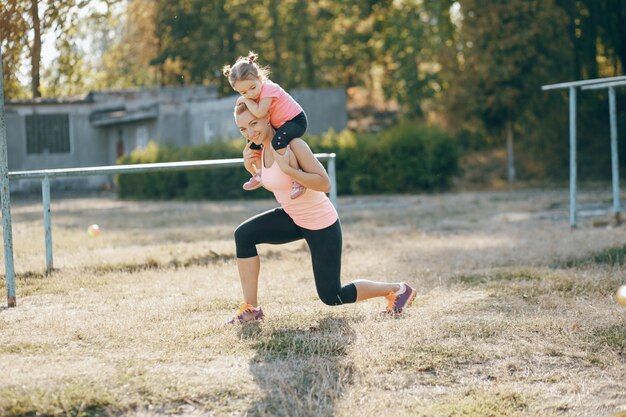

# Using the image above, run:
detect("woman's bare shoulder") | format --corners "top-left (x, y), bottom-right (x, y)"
top-left (289, 138), bottom-right (312, 153)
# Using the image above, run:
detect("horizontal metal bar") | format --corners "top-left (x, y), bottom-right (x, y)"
top-left (9, 153), bottom-right (336, 180)
top-left (541, 75), bottom-right (626, 91)
top-left (581, 80), bottom-right (626, 90)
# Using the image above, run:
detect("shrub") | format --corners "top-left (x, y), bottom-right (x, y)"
top-left (308, 121), bottom-right (459, 195)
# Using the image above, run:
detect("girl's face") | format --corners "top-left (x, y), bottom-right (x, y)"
top-left (236, 109), bottom-right (270, 146)
top-left (232, 77), bottom-right (262, 100)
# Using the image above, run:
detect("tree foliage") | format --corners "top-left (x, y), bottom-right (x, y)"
top-left (444, 1), bottom-right (572, 131)
top-left (1, 0), bottom-right (624, 183)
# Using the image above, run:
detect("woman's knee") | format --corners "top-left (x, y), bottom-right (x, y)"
top-left (318, 283), bottom-right (357, 306)
top-left (233, 224), bottom-right (248, 244)
top-left (234, 224), bottom-right (257, 258)
top-left (319, 293), bottom-right (341, 306)
top-left (318, 286), bottom-right (344, 306)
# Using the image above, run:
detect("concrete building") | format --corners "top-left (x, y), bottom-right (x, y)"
top-left (5, 86), bottom-right (347, 192)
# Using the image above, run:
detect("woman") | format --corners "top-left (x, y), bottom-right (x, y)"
top-left (229, 102), bottom-right (415, 324)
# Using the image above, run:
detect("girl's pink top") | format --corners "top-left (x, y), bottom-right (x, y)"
top-left (260, 148), bottom-right (338, 230)
top-left (259, 80), bottom-right (303, 128)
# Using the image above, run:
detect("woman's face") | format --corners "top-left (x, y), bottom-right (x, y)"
top-left (236, 109), bottom-right (270, 146)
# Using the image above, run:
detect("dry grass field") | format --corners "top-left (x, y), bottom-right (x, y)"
top-left (0, 188), bottom-right (625, 417)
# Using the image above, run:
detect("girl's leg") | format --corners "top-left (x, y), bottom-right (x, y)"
top-left (271, 113), bottom-right (309, 198)
top-left (242, 146), bottom-right (262, 191)
top-left (272, 113), bottom-right (307, 168)
top-left (234, 208), bottom-right (304, 306)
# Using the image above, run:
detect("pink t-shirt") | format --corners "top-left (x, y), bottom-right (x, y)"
top-left (260, 148), bottom-right (338, 230)
top-left (258, 80), bottom-right (303, 128)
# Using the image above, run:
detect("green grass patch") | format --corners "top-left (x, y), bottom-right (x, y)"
top-left (88, 250), bottom-right (240, 275)
top-left (423, 389), bottom-right (528, 417)
top-left (587, 324), bottom-right (626, 355)
top-left (456, 268), bottom-right (616, 303)
top-left (0, 342), bottom-right (55, 355)
top-left (391, 342), bottom-right (483, 373)
top-left (0, 383), bottom-right (114, 417)
top-left (455, 269), bottom-right (542, 286)
top-left (554, 244), bottom-right (626, 268)
top-left (443, 319), bottom-right (507, 340)
top-left (253, 327), bottom-right (354, 359)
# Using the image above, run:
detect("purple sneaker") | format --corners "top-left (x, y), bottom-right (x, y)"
top-left (227, 302), bottom-right (265, 324)
top-left (384, 283), bottom-right (416, 315)
top-left (243, 173), bottom-right (262, 191)
top-left (290, 179), bottom-right (306, 199)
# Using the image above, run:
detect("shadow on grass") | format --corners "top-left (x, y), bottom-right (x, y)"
top-left (242, 316), bottom-right (355, 417)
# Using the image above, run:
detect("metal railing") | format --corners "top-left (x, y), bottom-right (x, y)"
top-left (581, 80), bottom-right (626, 221)
top-left (5, 154), bottom-right (337, 302)
top-left (542, 75), bottom-right (626, 228)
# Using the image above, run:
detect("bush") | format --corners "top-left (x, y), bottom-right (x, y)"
top-left (116, 140), bottom-right (263, 200)
top-left (115, 122), bottom-right (460, 200)
top-left (307, 121), bottom-right (459, 195)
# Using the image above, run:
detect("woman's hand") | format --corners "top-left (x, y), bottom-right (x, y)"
top-left (243, 141), bottom-right (261, 175)
top-left (269, 144), bottom-right (293, 174)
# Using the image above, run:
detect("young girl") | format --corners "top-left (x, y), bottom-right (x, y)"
top-left (223, 52), bottom-right (308, 199)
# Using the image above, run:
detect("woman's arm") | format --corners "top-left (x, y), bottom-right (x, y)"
top-left (244, 97), bottom-right (272, 118)
top-left (270, 139), bottom-right (331, 193)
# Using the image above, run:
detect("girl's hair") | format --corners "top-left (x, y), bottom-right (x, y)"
top-left (222, 51), bottom-right (270, 85)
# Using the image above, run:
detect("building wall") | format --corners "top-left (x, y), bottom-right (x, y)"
top-left (4, 87), bottom-right (347, 193)
top-left (291, 88), bottom-right (348, 135)
top-left (7, 111), bottom-right (111, 192)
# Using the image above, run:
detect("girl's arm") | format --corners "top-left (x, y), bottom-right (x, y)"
top-left (244, 97), bottom-right (272, 118)
top-left (269, 139), bottom-right (331, 193)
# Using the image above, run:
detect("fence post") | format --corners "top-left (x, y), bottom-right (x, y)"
top-left (568, 86), bottom-right (577, 228)
top-left (608, 86), bottom-right (621, 221)
top-left (0, 50), bottom-right (17, 307)
top-left (42, 175), bottom-right (53, 274)
top-left (328, 153), bottom-right (337, 208)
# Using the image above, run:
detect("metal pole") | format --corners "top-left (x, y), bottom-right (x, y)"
top-left (569, 86), bottom-right (578, 228)
top-left (0, 50), bottom-right (16, 307)
top-left (608, 86), bottom-right (621, 220)
top-left (42, 175), bottom-right (53, 274)
top-left (328, 153), bottom-right (337, 208)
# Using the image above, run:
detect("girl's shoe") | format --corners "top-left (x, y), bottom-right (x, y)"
top-left (227, 302), bottom-right (265, 324)
top-left (243, 173), bottom-right (262, 191)
top-left (290, 179), bottom-right (307, 199)
top-left (384, 283), bottom-right (416, 315)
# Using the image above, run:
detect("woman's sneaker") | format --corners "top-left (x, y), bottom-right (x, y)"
top-left (384, 283), bottom-right (416, 315)
top-left (290, 179), bottom-right (307, 199)
top-left (243, 173), bottom-right (262, 191)
top-left (227, 302), bottom-right (265, 324)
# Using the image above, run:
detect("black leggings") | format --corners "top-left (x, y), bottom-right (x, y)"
top-left (249, 111), bottom-right (307, 151)
top-left (234, 208), bottom-right (357, 306)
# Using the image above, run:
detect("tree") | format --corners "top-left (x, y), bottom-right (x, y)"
top-left (0, 0), bottom-right (88, 98)
top-left (376, 0), bottom-right (434, 117)
top-left (0, 0), bottom-right (30, 99)
top-left (444, 0), bottom-right (572, 182)
top-left (92, 0), bottom-right (160, 90)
